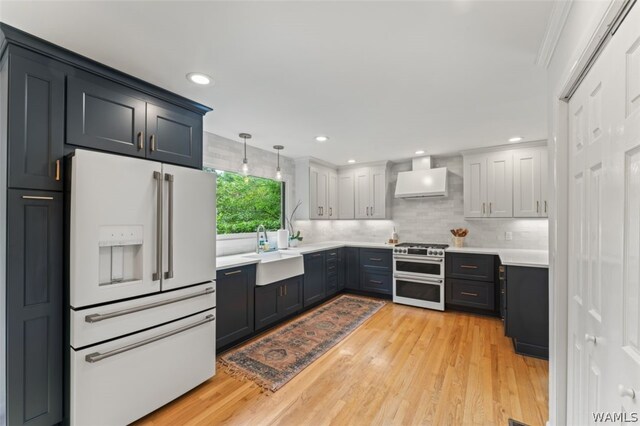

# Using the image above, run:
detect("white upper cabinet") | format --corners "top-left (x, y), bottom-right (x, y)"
top-left (513, 147), bottom-right (549, 217)
top-left (354, 168), bottom-right (371, 219)
top-left (463, 143), bottom-right (547, 219)
top-left (338, 171), bottom-right (355, 219)
top-left (463, 155), bottom-right (488, 217)
top-left (309, 164), bottom-right (333, 220)
top-left (327, 171), bottom-right (338, 219)
top-left (486, 152), bottom-right (513, 217)
top-left (369, 166), bottom-right (387, 219)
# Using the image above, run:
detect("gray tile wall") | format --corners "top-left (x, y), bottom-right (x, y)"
top-left (293, 156), bottom-right (549, 249)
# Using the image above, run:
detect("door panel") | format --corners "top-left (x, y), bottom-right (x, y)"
top-left (70, 150), bottom-right (161, 308)
top-left (67, 71), bottom-right (146, 157)
top-left (217, 267), bottom-right (254, 348)
top-left (8, 53), bottom-right (65, 191)
top-left (255, 284), bottom-right (280, 330)
top-left (338, 172), bottom-right (355, 219)
top-left (463, 156), bottom-right (487, 217)
top-left (487, 152), bottom-right (513, 217)
top-left (316, 168), bottom-right (328, 219)
top-left (146, 103), bottom-right (202, 168)
top-left (7, 190), bottom-right (63, 426)
top-left (161, 165), bottom-right (216, 291)
top-left (328, 172), bottom-right (338, 219)
top-left (279, 277), bottom-right (303, 317)
top-left (540, 148), bottom-right (549, 217)
top-left (513, 149), bottom-right (540, 217)
top-left (370, 166), bottom-right (386, 219)
top-left (354, 169), bottom-right (370, 219)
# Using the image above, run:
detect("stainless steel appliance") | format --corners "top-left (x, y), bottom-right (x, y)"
top-left (392, 242), bottom-right (448, 311)
top-left (69, 150), bottom-right (217, 425)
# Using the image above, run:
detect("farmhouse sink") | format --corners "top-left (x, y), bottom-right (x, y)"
top-left (243, 251), bottom-right (304, 286)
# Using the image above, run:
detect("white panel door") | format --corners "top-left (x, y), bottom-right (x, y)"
top-left (607, 4), bottom-right (640, 418)
top-left (328, 171), bottom-right (338, 219)
top-left (70, 150), bottom-right (161, 308)
top-left (463, 155), bottom-right (487, 217)
top-left (369, 166), bottom-right (386, 219)
top-left (487, 152), bottom-right (513, 217)
top-left (513, 148), bottom-right (541, 217)
top-left (161, 165), bottom-right (216, 291)
top-left (338, 172), bottom-right (355, 219)
top-left (354, 168), bottom-right (370, 219)
top-left (567, 5), bottom-right (640, 421)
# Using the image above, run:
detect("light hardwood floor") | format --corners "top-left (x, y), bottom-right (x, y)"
top-left (136, 302), bottom-right (548, 426)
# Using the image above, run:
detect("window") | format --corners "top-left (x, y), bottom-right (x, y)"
top-left (205, 168), bottom-right (284, 235)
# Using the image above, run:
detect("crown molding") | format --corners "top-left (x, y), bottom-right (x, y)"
top-left (535, 0), bottom-right (574, 69)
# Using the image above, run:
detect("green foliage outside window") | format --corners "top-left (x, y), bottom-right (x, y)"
top-left (206, 168), bottom-right (283, 234)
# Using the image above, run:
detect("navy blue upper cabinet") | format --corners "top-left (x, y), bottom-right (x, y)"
top-left (8, 50), bottom-right (65, 191)
top-left (67, 70), bottom-right (147, 157)
top-left (146, 102), bottom-right (202, 168)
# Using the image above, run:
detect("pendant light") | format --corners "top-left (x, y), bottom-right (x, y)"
top-left (273, 145), bottom-right (284, 180)
top-left (239, 133), bottom-right (252, 175)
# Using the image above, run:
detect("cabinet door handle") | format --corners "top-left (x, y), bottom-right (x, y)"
top-left (137, 131), bottom-right (144, 150)
top-left (536, 201), bottom-right (540, 213)
top-left (329, 207), bottom-right (332, 216)
top-left (284, 285), bottom-right (287, 296)
top-left (55, 159), bottom-right (61, 181)
top-left (312, 253), bottom-right (322, 258)
top-left (369, 258), bottom-right (382, 262)
top-left (224, 270), bottom-right (242, 276)
top-left (544, 201), bottom-right (547, 213)
top-left (482, 203), bottom-right (486, 215)
top-left (489, 202), bottom-right (492, 214)
top-left (371, 206), bottom-right (374, 216)
top-left (22, 195), bottom-right (54, 200)
top-left (150, 134), bottom-right (157, 152)
top-left (366, 206), bottom-right (369, 216)
top-left (164, 173), bottom-right (174, 280)
top-left (370, 280), bottom-right (383, 284)
top-left (461, 291), bottom-right (478, 297)
top-left (460, 265), bottom-right (478, 269)
top-left (279, 286), bottom-right (283, 297)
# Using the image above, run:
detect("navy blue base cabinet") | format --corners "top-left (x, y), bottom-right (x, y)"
top-left (217, 265), bottom-right (256, 349)
top-left (303, 252), bottom-right (326, 307)
top-left (255, 276), bottom-right (303, 331)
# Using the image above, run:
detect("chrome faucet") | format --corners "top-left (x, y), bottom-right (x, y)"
top-left (256, 224), bottom-right (268, 253)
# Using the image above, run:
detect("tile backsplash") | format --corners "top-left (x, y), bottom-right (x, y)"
top-left (293, 155), bottom-right (548, 250)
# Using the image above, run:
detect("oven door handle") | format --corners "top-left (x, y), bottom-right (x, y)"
top-left (394, 274), bottom-right (444, 285)
top-left (393, 255), bottom-right (444, 263)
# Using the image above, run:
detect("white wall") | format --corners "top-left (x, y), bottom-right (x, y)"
top-left (546, 2), bottom-right (613, 425)
top-left (203, 132), bottom-right (296, 255)
top-left (294, 155), bottom-right (549, 249)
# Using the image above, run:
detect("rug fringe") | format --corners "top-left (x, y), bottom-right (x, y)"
top-left (217, 358), bottom-right (273, 394)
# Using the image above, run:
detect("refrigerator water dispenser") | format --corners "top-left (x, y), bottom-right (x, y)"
top-left (98, 226), bottom-right (144, 285)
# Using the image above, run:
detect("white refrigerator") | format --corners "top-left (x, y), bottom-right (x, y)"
top-left (68, 150), bottom-right (216, 425)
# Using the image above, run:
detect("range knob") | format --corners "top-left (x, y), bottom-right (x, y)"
top-left (428, 250), bottom-right (433, 255)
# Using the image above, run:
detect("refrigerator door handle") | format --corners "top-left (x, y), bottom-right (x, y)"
top-left (164, 173), bottom-right (175, 279)
top-left (84, 314), bottom-right (215, 363)
top-left (153, 171), bottom-right (163, 281)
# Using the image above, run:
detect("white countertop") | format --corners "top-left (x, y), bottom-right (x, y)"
top-left (216, 241), bottom-right (394, 271)
top-left (446, 246), bottom-right (548, 268)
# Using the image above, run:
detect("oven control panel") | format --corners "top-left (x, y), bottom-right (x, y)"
top-left (393, 246), bottom-right (446, 257)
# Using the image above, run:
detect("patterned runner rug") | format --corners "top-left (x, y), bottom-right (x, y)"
top-left (218, 294), bottom-right (386, 392)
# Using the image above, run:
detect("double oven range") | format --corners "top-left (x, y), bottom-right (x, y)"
top-left (392, 242), bottom-right (448, 311)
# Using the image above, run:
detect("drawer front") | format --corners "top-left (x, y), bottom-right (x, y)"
top-left (361, 268), bottom-right (392, 295)
top-left (71, 309), bottom-right (215, 426)
top-left (447, 253), bottom-right (495, 282)
top-left (446, 279), bottom-right (494, 310)
top-left (71, 282), bottom-right (216, 348)
top-left (325, 249), bottom-right (339, 260)
top-left (359, 248), bottom-right (392, 270)
top-left (326, 258), bottom-right (338, 275)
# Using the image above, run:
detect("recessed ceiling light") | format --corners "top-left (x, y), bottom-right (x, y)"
top-left (347, 159), bottom-right (356, 164)
top-left (186, 72), bottom-right (213, 85)
top-left (509, 136), bottom-right (523, 143)
top-left (415, 150), bottom-right (425, 155)
top-left (315, 136), bottom-right (329, 143)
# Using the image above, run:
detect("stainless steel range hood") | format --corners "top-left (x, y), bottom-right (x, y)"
top-left (394, 156), bottom-right (448, 198)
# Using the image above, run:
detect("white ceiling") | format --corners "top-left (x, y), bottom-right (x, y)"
top-left (1, 1), bottom-right (553, 164)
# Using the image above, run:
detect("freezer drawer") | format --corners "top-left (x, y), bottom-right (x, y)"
top-left (71, 282), bottom-right (216, 348)
top-left (70, 309), bottom-right (216, 426)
